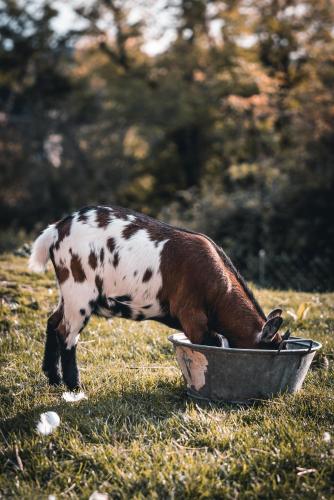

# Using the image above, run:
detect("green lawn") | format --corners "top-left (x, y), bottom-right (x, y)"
top-left (0, 254), bottom-right (333, 499)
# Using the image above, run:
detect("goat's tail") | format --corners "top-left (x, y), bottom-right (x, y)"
top-left (29, 225), bottom-right (58, 273)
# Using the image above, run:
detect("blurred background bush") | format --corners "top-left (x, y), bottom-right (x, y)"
top-left (0, 0), bottom-right (333, 290)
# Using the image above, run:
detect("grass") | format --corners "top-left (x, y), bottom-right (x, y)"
top-left (0, 254), bottom-right (333, 499)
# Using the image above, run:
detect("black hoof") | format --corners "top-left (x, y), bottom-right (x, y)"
top-left (68, 385), bottom-right (81, 392)
top-left (63, 375), bottom-right (81, 391)
top-left (45, 370), bottom-right (62, 386)
top-left (65, 383), bottom-right (81, 391)
top-left (202, 331), bottom-right (223, 347)
top-left (215, 334), bottom-right (225, 347)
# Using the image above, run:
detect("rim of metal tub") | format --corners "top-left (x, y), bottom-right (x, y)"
top-left (168, 333), bottom-right (322, 355)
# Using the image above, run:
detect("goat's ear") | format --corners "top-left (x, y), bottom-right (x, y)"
top-left (261, 316), bottom-right (283, 342)
top-left (267, 308), bottom-right (283, 320)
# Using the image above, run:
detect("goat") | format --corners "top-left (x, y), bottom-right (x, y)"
top-left (29, 205), bottom-right (288, 390)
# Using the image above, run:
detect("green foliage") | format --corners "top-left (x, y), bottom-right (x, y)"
top-left (0, 0), bottom-right (333, 287)
top-left (1, 256), bottom-right (334, 498)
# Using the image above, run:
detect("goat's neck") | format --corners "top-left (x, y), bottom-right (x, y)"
top-left (214, 277), bottom-right (265, 348)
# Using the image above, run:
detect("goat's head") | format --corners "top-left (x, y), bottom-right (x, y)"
top-left (257, 308), bottom-right (290, 350)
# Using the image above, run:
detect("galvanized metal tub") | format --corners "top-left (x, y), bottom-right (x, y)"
top-left (168, 333), bottom-right (322, 403)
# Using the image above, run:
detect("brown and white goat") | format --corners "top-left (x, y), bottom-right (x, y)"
top-left (29, 205), bottom-right (288, 389)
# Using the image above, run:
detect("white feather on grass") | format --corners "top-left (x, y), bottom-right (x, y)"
top-left (36, 411), bottom-right (60, 435)
top-left (89, 492), bottom-right (109, 500)
top-left (323, 432), bottom-right (331, 443)
top-left (62, 391), bottom-right (87, 402)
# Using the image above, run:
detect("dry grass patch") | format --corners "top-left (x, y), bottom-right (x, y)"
top-left (1, 255), bottom-right (333, 498)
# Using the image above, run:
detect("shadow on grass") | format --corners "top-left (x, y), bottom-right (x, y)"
top-left (0, 378), bottom-right (262, 441)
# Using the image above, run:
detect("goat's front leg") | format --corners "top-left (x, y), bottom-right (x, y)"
top-left (201, 330), bottom-right (224, 347)
top-left (178, 308), bottom-right (223, 347)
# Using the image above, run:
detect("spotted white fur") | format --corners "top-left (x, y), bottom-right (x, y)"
top-left (30, 207), bottom-right (168, 348)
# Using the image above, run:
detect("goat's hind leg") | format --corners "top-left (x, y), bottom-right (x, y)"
top-left (43, 304), bottom-right (63, 385)
top-left (59, 338), bottom-right (80, 391)
top-left (58, 304), bottom-right (92, 390)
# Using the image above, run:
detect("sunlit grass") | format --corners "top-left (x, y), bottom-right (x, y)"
top-left (1, 255), bottom-right (333, 499)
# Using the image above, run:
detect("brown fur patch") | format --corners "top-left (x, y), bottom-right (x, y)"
top-left (78, 206), bottom-right (93, 223)
top-left (100, 247), bottom-right (105, 264)
top-left (107, 237), bottom-right (116, 253)
top-left (96, 207), bottom-right (111, 228)
top-left (55, 216), bottom-right (73, 250)
top-left (122, 223), bottom-right (140, 239)
top-left (78, 213), bottom-right (87, 223)
top-left (121, 218), bottom-right (169, 243)
top-left (113, 251), bottom-right (119, 268)
top-left (50, 301), bottom-right (67, 338)
top-left (47, 301), bottom-right (64, 329)
top-left (142, 268), bottom-right (153, 282)
top-left (110, 206), bottom-right (130, 221)
top-left (57, 319), bottom-right (68, 338)
top-left (54, 262), bottom-right (70, 284)
top-left (157, 232), bottom-right (265, 347)
top-left (88, 250), bottom-right (98, 270)
top-left (70, 253), bottom-right (86, 282)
